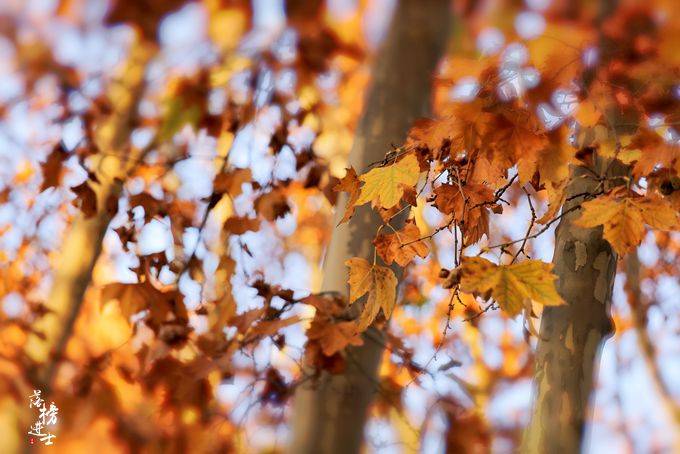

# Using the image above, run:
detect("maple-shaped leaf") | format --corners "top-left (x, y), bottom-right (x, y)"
top-left (223, 216), bottom-right (260, 235)
top-left (355, 154), bottom-right (420, 209)
top-left (456, 257), bottom-right (564, 316)
top-left (307, 319), bottom-right (363, 356)
top-left (575, 194), bottom-right (679, 255)
top-left (489, 109), bottom-right (548, 184)
top-left (373, 220), bottom-right (429, 266)
top-left (407, 100), bottom-right (491, 157)
top-left (100, 280), bottom-right (187, 327)
top-left (432, 183), bottom-right (494, 244)
top-left (432, 183), bottom-right (493, 219)
top-left (574, 100), bottom-right (602, 127)
top-left (129, 192), bottom-right (163, 223)
top-left (345, 257), bottom-right (398, 330)
top-left (255, 189), bottom-right (291, 221)
top-left (630, 129), bottom-right (680, 177)
top-left (70, 181), bottom-right (98, 218)
top-left (214, 168), bottom-right (252, 197)
top-left (247, 316), bottom-right (300, 341)
top-left (302, 293), bottom-right (364, 357)
top-left (333, 167), bottom-right (361, 224)
top-left (40, 143), bottom-right (69, 191)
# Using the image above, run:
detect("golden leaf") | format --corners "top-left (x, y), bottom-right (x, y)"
top-left (345, 257), bottom-right (398, 330)
top-left (574, 100), bottom-right (602, 127)
top-left (355, 154), bottom-right (420, 209)
top-left (458, 257), bottom-right (564, 316)
top-left (575, 194), bottom-right (679, 255)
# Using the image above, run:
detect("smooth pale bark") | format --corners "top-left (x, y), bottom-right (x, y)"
top-left (28, 45), bottom-right (153, 389)
top-left (288, 1), bottom-right (451, 453)
top-left (522, 160), bottom-right (627, 453)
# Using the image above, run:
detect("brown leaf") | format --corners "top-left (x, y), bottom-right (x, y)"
top-left (100, 280), bottom-right (186, 328)
top-left (106, 0), bottom-right (189, 43)
top-left (373, 220), bottom-right (429, 266)
top-left (223, 216), bottom-right (261, 235)
top-left (129, 192), bottom-right (162, 223)
top-left (334, 167), bottom-right (361, 224)
top-left (40, 143), bottom-right (69, 191)
top-left (307, 319), bottom-right (363, 356)
top-left (255, 189), bottom-right (291, 221)
top-left (70, 181), bottom-right (97, 218)
top-left (214, 168), bottom-right (252, 197)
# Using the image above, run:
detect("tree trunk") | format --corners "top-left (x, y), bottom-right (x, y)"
top-left (288, 1), bottom-right (451, 453)
top-left (26, 44), bottom-right (154, 390)
top-left (625, 253), bottom-right (680, 449)
top-left (522, 160), bottom-right (627, 453)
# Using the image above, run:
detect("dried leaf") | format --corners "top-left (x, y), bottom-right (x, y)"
top-left (575, 194), bottom-right (679, 255)
top-left (345, 257), bottom-right (398, 330)
top-left (334, 167), bottom-right (361, 224)
top-left (373, 220), bottom-right (429, 266)
top-left (70, 181), bottom-right (98, 218)
top-left (457, 257), bottom-right (564, 316)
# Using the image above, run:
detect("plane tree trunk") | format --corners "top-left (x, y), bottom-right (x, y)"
top-left (522, 162), bottom-right (621, 453)
top-left (288, 1), bottom-right (451, 453)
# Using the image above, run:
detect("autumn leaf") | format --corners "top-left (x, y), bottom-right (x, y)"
top-left (455, 257), bottom-right (564, 316)
top-left (307, 319), bottom-right (363, 356)
top-left (432, 183), bottom-right (494, 243)
top-left (575, 194), bottom-right (679, 255)
top-left (373, 220), bottom-right (429, 266)
top-left (129, 192), bottom-right (163, 223)
top-left (255, 189), bottom-right (291, 221)
top-left (432, 183), bottom-right (493, 220)
top-left (407, 100), bottom-right (491, 157)
top-left (354, 154), bottom-right (420, 209)
top-left (248, 316), bottom-right (300, 340)
top-left (106, 0), bottom-right (188, 43)
top-left (70, 181), bottom-right (98, 218)
top-left (40, 143), bottom-right (69, 191)
top-left (223, 216), bottom-right (260, 235)
top-left (630, 129), bottom-right (680, 177)
top-left (301, 293), bottom-right (364, 359)
top-left (333, 167), bottom-right (361, 224)
top-left (100, 280), bottom-right (187, 327)
top-left (574, 100), bottom-right (602, 127)
top-left (489, 109), bottom-right (548, 184)
top-left (345, 257), bottom-right (398, 330)
top-left (214, 168), bottom-right (252, 197)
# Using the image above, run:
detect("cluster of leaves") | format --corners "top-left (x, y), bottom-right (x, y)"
top-left (332, 1), bottom-right (680, 339)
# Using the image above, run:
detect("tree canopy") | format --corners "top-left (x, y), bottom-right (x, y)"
top-left (0, 0), bottom-right (678, 452)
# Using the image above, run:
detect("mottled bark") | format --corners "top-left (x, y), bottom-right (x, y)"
top-left (288, 1), bottom-right (451, 453)
top-left (522, 160), bottom-right (627, 453)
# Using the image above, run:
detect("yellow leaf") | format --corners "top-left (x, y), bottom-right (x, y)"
top-left (355, 154), bottom-right (420, 209)
top-left (345, 257), bottom-right (398, 330)
top-left (575, 195), bottom-right (678, 255)
top-left (574, 100), bottom-right (602, 127)
top-left (634, 197), bottom-right (679, 230)
top-left (458, 257), bottom-right (564, 316)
